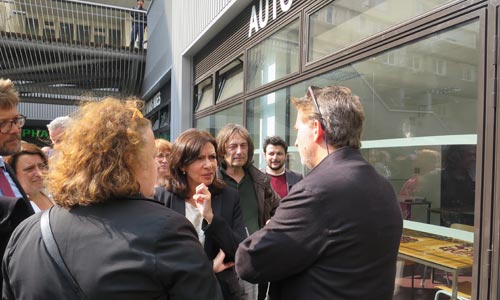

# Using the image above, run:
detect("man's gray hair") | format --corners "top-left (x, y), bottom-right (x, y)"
top-left (47, 116), bottom-right (72, 132)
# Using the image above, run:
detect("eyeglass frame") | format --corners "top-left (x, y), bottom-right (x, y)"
top-left (0, 115), bottom-right (26, 134)
top-left (307, 86), bottom-right (330, 154)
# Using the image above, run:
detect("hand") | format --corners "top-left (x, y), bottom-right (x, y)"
top-left (213, 249), bottom-right (234, 273)
top-left (193, 183), bottom-right (214, 223)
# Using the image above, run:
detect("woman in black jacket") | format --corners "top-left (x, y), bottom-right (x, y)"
top-left (155, 128), bottom-right (246, 300)
top-left (2, 98), bottom-right (222, 300)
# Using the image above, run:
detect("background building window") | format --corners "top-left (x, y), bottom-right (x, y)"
top-left (308, 0), bottom-right (452, 62)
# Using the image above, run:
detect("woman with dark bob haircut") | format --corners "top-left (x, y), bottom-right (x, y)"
top-left (155, 128), bottom-right (246, 300)
top-left (5, 141), bottom-right (53, 212)
top-left (3, 98), bottom-right (222, 300)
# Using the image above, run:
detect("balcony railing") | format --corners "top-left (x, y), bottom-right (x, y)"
top-left (0, 0), bottom-right (147, 104)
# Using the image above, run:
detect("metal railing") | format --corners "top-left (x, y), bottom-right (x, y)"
top-left (0, 0), bottom-right (147, 104)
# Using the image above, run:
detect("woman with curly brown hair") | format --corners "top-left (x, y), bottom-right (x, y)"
top-left (2, 98), bottom-right (222, 300)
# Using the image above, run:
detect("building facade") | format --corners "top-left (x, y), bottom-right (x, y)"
top-left (143, 0), bottom-right (500, 298)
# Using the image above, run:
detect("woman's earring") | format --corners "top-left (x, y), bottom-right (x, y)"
top-left (182, 171), bottom-right (186, 175)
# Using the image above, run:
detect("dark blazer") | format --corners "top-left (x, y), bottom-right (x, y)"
top-left (2, 197), bottom-right (222, 300)
top-left (3, 163), bottom-right (32, 212)
top-left (154, 186), bottom-right (246, 261)
top-left (155, 186), bottom-right (246, 300)
top-left (236, 147), bottom-right (403, 300)
top-left (0, 162), bottom-right (34, 296)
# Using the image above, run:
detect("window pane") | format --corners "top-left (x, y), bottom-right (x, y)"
top-left (217, 57), bottom-right (244, 103)
top-left (246, 87), bottom-right (301, 173)
top-left (194, 104), bottom-right (243, 137)
top-left (247, 20), bottom-right (300, 91)
top-left (308, 0), bottom-right (453, 61)
top-left (301, 20), bottom-right (479, 228)
top-left (194, 77), bottom-right (213, 112)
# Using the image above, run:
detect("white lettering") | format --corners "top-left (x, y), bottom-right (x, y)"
top-left (280, 0), bottom-right (292, 11)
top-left (248, 6), bottom-right (259, 38)
top-left (272, 0), bottom-right (277, 20)
top-left (145, 92), bottom-right (162, 114)
top-left (258, 0), bottom-right (269, 29)
top-left (249, 0), bottom-right (293, 38)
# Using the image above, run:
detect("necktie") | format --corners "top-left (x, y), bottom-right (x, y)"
top-left (0, 168), bottom-right (15, 197)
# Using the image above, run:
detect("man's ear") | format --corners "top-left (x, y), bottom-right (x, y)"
top-left (313, 120), bottom-right (324, 143)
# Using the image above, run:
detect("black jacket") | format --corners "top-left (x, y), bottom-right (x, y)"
top-left (2, 197), bottom-right (222, 300)
top-left (236, 148), bottom-right (403, 300)
top-left (155, 186), bottom-right (246, 300)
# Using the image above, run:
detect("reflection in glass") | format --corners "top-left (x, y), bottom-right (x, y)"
top-left (302, 20), bottom-right (478, 228)
top-left (194, 104), bottom-right (243, 136)
top-left (308, 0), bottom-right (452, 61)
top-left (247, 20), bottom-right (300, 91)
top-left (246, 87), bottom-right (301, 173)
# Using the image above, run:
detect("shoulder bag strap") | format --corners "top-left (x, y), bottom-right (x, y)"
top-left (40, 207), bottom-right (89, 300)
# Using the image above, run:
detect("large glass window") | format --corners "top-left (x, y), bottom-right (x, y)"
top-left (308, 0), bottom-right (452, 61)
top-left (194, 104), bottom-right (243, 137)
top-left (249, 18), bottom-right (479, 226)
top-left (244, 20), bottom-right (480, 297)
top-left (247, 19), bottom-right (300, 91)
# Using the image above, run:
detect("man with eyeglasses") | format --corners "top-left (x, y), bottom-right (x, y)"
top-left (236, 85), bottom-right (403, 300)
top-left (216, 123), bottom-right (280, 300)
top-left (0, 78), bottom-right (35, 295)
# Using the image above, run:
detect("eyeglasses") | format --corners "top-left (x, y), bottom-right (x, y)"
top-left (308, 86), bottom-right (326, 129)
top-left (131, 108), bottom-right (143, 120)
top-left (307, 86), bottom-right (330, 154)
top-left (0, 115), bottom-right (26, 134)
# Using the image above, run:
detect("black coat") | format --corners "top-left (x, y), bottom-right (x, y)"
top-left (0, 162), bottom-right (34, 296)
top-left (155, 186), bottom-right (246, 300)
top-left (2, 197), bottom-right (222, 300)
top-left (236, 147), bottom-right (403, 300)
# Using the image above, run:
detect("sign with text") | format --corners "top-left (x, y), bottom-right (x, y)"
top-left (249, 0), bottom-right (293, 38)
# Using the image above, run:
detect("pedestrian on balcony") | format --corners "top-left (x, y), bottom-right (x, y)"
top-left (130, 0), bottom-right (147, 50)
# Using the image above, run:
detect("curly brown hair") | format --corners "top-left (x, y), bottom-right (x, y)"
top-left (47, 97), bottom-right (150, 208)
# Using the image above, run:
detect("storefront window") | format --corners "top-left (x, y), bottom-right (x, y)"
top-left (247, 19), bottom-right (300, 91)
top-left (249, 19), bottom-right (479, 224)
top-left (217, 56), bottom-right (244, 103)
top-left (308, 0), bottom-right (452, 61)
top-left (194, 104), bottom-right (243, 136)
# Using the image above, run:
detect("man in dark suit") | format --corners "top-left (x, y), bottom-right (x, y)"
top-left (236, 85), bottom-right (403, 300)
top-left (261, 136), bottom-right (302, 198)
top-left (0, 78), bottom-right (35, 295)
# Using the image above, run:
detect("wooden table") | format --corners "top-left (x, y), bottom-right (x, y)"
top-left (399, 235), bottom-right (473, 299)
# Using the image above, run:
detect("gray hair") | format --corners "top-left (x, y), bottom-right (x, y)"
top-left (47, 116), bottom-right (72, 132)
